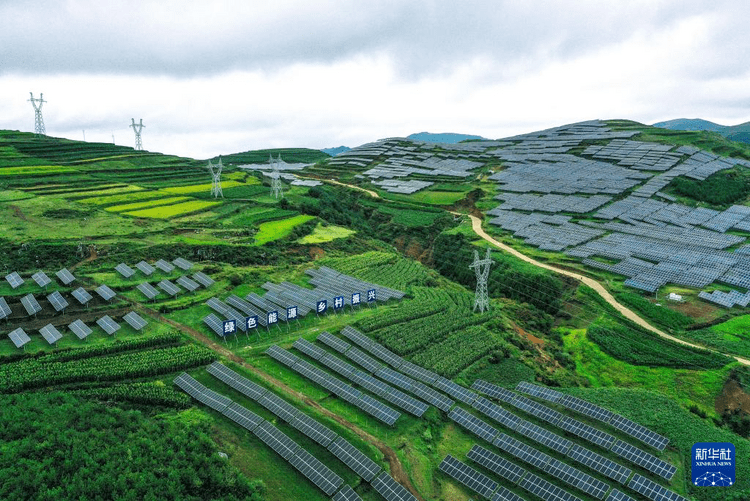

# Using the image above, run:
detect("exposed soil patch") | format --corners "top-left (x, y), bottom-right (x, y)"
top-left (715, 378), bottom-right (750, 416)
top-left (513, 322), bottom-right (545, 345)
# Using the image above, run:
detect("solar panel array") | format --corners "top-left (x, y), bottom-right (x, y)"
top-left (68, 319), bottom-right (92, 340)
top-left (331, 485), bottom-right (362, 501)
top-left (494, 433), bottom-right (552, 470)
top-left (47, 290), bottom-right (69, 312)
top-left (370, 472), bottom-right (418, 501)
top-left (467, 444), bottom-right (526, 484)
top-left (136, 282), bottom-right (160, 300)
top-left (95, 284), bottom-right (116, 301)
top-left (627, 474), bottom-right (689, 501)
top-left (135, 260), bottom-right (155, 276)
top-left (21, 294), bottom-right (41, 316)
top-left (192, 271), bottom-right (215, 288)
top-left (8, 327), bottom-right (31, 348)
top-left (608, 414), bottom-right (669, 451)
top-left (176, 275), bottom-right (200, 292)
top-left (6, 272), bottom-right (24, 289)
top-left (72, 287), bottom-right (93, 305)
top-left (0, 297), bottom-right (11, 320)
top-left (39, 323), bottom-right (63, 344)
top-left (56, 268), bottom-right (76, 285)
top-left (115, 263), bottom-right (135, 278)
top-left (174, 373), bottom-right (345, 496)
top-left (567, 445), bottom-right (631, 485)
top-left (31, 271), bottom-right (51, 288)
top-left (158, 279), bottom-right (181, 296)
top-left (449, 407), bottom-right (499, 443)
top-left (610, 441), bottom-right (676, 480)
top-left (439, 454), bottom-right (498, 499)
top-left (328, 436), bottom-right (382, 481)
top-left (96, 315), bottom-right (121, 335)
top-left (203, 313), bottom-right (225, 336)
top-left (605, 489), bottom-right (635, 501)
top-left (266, 345), bottom-right (401, 425)
top-left (519, 472), bottom-right (583, 501)
top-left (544, 458), bottom-right (610, 499)
top-left (173, 257), bottom-right (193, 270)
top-left (123, 311), bottom-right (148, 331)
top-left (154, 259), bottom-right (175, 272)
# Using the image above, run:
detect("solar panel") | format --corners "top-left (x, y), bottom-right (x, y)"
top-left (222, 402), bottom-right (263, 432)
top-left (608, 414), bottom-right (669, 451)
top-left (448, 407), bottom-right (499, 443)
top-left (173, 372), bottom-right (233, 411)
top-left (8, 328), bottom-right (31, 348)
top-left (439, 454), bottom-right (498, 499)
top-left (433, 377), bottom-right (477, 405)
top-left (558, 416), bottom-right (616, 449)
top-left (332, 485), bottom-right (362, 501)
top-left (97, 315), bottom-right (121, 335)
top-left (95, 284), bottom-right (116, 301)
top-left (135, 260), bottom-right (155, 276)
top-left (154, 259), bottom-right (175, 272)
top-left (203, 314), bottom-right (224, 336)
top-left (123, 311), bottom-right (148, 331)
top-left (47, 290), bottom-right (69, 312)
top-left (0, 297), bottom-right (12, 319)
top-left (346, 346), bottom-right (384, 373)
top-left (627, 474), bottom-right (689, 501)
top-left (115, 263), bottom-right (136, 278)
top-left (173, 257), bottom-right (193, 270)
top-left (158, 279), bottom-right (181, 296)
top-left (68, 319), bottom-right (92, 340)
top-left (192, 271), bottom-right (215, 288)
top-left (610, 441), bottom-right (676, 480)
top-left (371, 472), bottom-right (418, 501)
top-left (490, 487), bottom-right (527, 501)
top-left (71, 287), bottom-right (93, 305)
top-left (253, 421), bottom-right (301, 460)
top-left (327, 437), bottom-right (382, 481)
top-left (358, 394), bottom-right (400, 425)
top-left (472, 379), bottom-right (517, 404)
top-left (31, 271), bottom-right (51, 288)
top-left (5, 272), bottom-right (24, 289)
top-left (399, 361), bottom-right (438, 385)
top-left (294, 337), bottom-right (328, 360)
top-left (567, 445), bottom-right (631, 484)
top-left (558, 394), bottom-right (614, 423)
top-left (289, 449), bottom-right (343, 496)
top-left (39, 323), bottom-right (63, 344)
top-left (519, 472), bottom-right (583, 501)
top-left (206, 361), bottom-right (269, 401)
top-left (317, 331), bottom-right (351, 353)
top-left (605, 489), bottom-right (635, 501)
top-left (176, 276), bottom-right (200, 292)
top-left (258, 392), bottom-right (301, 423)
top-left (290, 412), bottom-right (338, 447)
top-left (467, 444), bottom-right (526, 484)
top-left (136, 282), bottom-right (160, 300)
top-left (56, 268), bottom-right (76, 285)
top-left (266, 345), bottom-right (304, 368)
top-left (544, 458), bottom-right (610, 499)
top-left (21, 293), bottom-right (41, 316)
top-left (471, 396), bottom-right (522, 429)
top-left (510, 395), bottom-right (565, 425)
top-left (494, 433), bottom-right (552, 470)
top-left (517, 381), bottom-right (564, 402)
top-left (515, 420), bottom-right (573, 454)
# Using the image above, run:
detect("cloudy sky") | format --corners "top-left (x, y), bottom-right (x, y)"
top-left (1, 0), bottom-right (749, 159)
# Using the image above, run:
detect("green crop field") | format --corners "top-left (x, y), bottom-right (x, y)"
top-left (2, 123), bottom-right (748, 501)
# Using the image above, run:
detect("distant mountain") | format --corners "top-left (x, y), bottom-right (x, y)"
top-left (652, 118), bottom-right (750, 145)
top-left (652, 118), bottom-right (727, 132)
top-left (320, 146), bottom-right (349, 156)
top-left (407, 132), bottom-right (486, 143)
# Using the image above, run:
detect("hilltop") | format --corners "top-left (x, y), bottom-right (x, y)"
top-left (653, 117), bottom-right (750, 144)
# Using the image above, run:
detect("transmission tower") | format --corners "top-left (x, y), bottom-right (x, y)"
top-left (28, 92), bottom-right (46, 136)
top-left (469, 248), bottom-right (493, 313)
top-left (208, 157), bottom-right (223, 198)
top-left (270, 156), bottom-right (283, 200)
top-left (130, 118), bottom-right (145, 150)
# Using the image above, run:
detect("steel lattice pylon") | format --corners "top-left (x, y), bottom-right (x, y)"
top-left (469, 248), bottom-right (493, 313)
top-left (270, 154), bottom-right (284, 200)
top-left (208, 157), bottom-right (223, 198)
top-left (28, 92), bottom-right (46, 136)
top-left (130, 118), bottom-right (145, 150)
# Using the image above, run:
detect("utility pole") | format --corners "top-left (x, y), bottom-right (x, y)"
top-left (130, 118), bottom-right (145, 150)
top-left (28, 92), bottom-right (46, 136)
top-left (469, 248), bottom-right (493, 313)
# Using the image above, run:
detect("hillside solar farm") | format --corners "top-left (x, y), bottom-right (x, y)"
top-left (3, 120), bottom-right (750, 501)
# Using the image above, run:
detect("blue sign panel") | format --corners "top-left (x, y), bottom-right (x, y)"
top-left (287, 305), bottom-right (298, 320)
top-left (246, 315), bottom-right (259, 330)
top-left (367, 289), bottom-right (377, 302)
top-left (316, 300), bottom-right (327, 314)
top-left (692, 442), bottom-right (735, 487)
top-left (222, 319), bottom-right (237, 336)
top-left (351, 292), bottom-right (361, 306)
top-left (267, 311), bottom-right (279, 325)
top-left (333, 295), bottom-right (344, 310)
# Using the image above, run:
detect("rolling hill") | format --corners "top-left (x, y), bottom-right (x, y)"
top-left (653, 117), bottom-right (750, 144)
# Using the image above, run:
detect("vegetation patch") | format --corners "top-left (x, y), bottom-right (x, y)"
top-left (76, 189), bottom-right (164, 206)
top-left (377, 206), bottom-right (445, 227)
top-left (297, 223), bottom-right (355, 244)
top-left (668, 167), bottom-right (750, 205)
top-left (253, 214), bottom-right (316, 245)
top-left (163, 180), bottom-right (245, 194)
top-left (105, 196), bottom-right (191, 212)
top-left (0, 165), bottom-right (78, 176)
top-left (123, 200), bottom-right (222, 219)
top-left (615, 292), bottom-right (694, 330)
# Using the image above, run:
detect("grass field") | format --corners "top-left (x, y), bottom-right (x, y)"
top-left (297, 223), bottom-right (355, 244)
top-left (104, 196), bottom-right (191, 212)
top-left (122, 199), bottom-right (222, 218)
top-left (253, 214), bottom-right (315, 245)
top-left (163, 180), bottom-right (246, 194)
